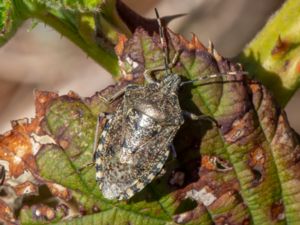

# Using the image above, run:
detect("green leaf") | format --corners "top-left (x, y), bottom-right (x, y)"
top-left (238, 0), bottom-right (300, 106)
top-left (0, 0), bottom-right (24, 46)
top-left (26, 29), bottom-right (300, 224)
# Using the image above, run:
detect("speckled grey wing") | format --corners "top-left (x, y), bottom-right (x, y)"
top-left (94, 105), bottom-right (180, 200)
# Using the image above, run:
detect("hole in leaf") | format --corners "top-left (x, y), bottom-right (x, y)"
top-left (23, 185), bottom-right (55, 206)
top-left (248, 147), bottom-right (265, 186)
top-left (251, 168), bottom-right (263, 186)
top-left (215, 157), bottom-right (232, 172)
top-left (174, 198), bottom-right (197, 214)
top-left (15, 185), bottom-right (58, 217)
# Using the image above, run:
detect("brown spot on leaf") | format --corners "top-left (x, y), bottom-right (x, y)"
top-left (58, 139), bottom-right (70, 149)
top-left (14, 181), bottom-right (38, 196)
top-left (271, 200), bottom-right (285, 221)
top-left (210, 190), bottom-right (237, 210)
top-left (248, 146), bottom-right (265, 186)
top-left (201, 155), bottom-right (216, 170)
top-left (223, 111), bottom-right (255, 145)
top-left (201, 155), bottom-right (232, 172)
top-left (249, 82), bottom-right (260, 94)
top-left (271, 36), bottom-right (289, 56)
top-left (46, 182), bottom-right (72, 201)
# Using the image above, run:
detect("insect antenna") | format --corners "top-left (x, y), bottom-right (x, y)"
top-left (180, 71), bottom-right (249, 87)
top-left (155, 8), bottom-right (171, 76)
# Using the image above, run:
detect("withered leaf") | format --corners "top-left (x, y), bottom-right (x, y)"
top-left (1, 28), bottom-right (300, 225)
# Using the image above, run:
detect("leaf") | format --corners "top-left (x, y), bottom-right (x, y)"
top-left (1, 28), bottom-right (300, 224)
top-left (238, 0), bottom-right (300, 106)
top-left (0, 0), bottom-right (24, 46)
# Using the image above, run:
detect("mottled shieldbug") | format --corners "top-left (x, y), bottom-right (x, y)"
top-left (95, 73), bottom-right (184, 200)
top-left (93, 9), bottom-right (247, 200)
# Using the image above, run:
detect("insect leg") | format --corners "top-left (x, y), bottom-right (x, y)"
top-left (101, 84), bottom-right (141, 103)
top-left (180, 71), bottom-right (248, 86)
top-left (100, 87), bottom-right (127, 104)
top-left (143, 51), bottom-right (181, 83)
top-left (77, 162), bottom-right (95, 172)
top-left (144, 9), bottom-right (181, 83)
top-left (93, 113), bottom-right (102, 161)
top-left (183, 111), bottom-right (219, 126)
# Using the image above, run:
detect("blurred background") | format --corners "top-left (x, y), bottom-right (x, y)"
top-left (1, 0), bottom-right (298, 134)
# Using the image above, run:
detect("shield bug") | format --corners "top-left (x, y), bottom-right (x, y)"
top-left (93, 9), bottom-right (248, 200)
